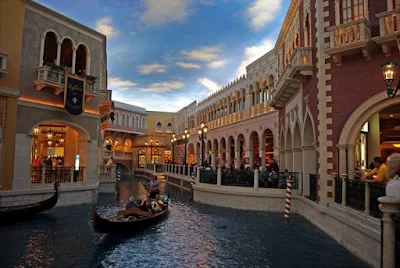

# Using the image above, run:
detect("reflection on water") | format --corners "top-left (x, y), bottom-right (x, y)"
top-left (0, 178), bottom-right (371, 268)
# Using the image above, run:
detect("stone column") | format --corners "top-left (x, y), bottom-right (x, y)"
top-left (368, 113), bottom-right (380, 165)
top-left (39, 36), bottom-right (45, 67)
top-left (254, 168), bottom-right (259, 191)
top-left (56, 41), bottom-right (62, 66)
top-left (196, 167), bottom-right (201, 183)
top-left (217, 167), bottom-right (221, 186)
top-left (292, 148), bottom-right (302, 172)
top-left (285, 150), bottom-right (293, 172)
top-left (12, 133), bottom-right (33, 190)
top-left (338, 144), bottom-right (347, 177)
top-left (72, 46), bottom-right (77, 74)
top-left (211, 152), bottom-right (215, 167)
top-left (245, 91), bottom-right (252, 118)
top-left (226, 150), bottom-right (231, 169)
top-left (379, 196), bottom-right (400, 268)
top-left (259, 148), bottom-right (265, 169)
top-left (234, 149), bottom-right (240, 169)
top-left (347, 145), bottom-right (356, 180)
top-left (279, 150), bottom-right (285, 170)
top-left (218, 150), bottom-right (222, 168)
top-left (86, 53), bottom-right (91, 75)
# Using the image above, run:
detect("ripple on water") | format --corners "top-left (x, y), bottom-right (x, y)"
top-left (0, 180), bottom-right (371, 268)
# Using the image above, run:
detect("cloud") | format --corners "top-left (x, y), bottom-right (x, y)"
top-left (181, 45), bottom-right (222, 62)
top-left (176, 62), bottom-right (201, 69)
top-left (246, 0), bottom-right (282, 31)
top-left (95, 16), bottom-right (119, 38)
top-left (138, 63), bottom-right (167, 75)
top-left (235, 38), bottom-right (276, 78)
top-left (197, 78), bottom-right (222, 94)
top-left (140, 0), bottom-right (193, 28)
top-left (108, 77), bottom-right (137, 91)
top-left (208, 60), bottom-right (227, 68)
top-left (140, 80), bottom-right (185, 92)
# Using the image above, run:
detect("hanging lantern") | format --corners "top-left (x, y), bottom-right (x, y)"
top-left (59, 135), bottom-right (65, 143)
top-left (47, 140), bottom-right (53, 146)
top-left (47, 128), bottom-right (53, 140)
top-left (33, 126), bottom-right (40, 136)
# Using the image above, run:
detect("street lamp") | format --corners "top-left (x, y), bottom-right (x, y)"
top-left (145, 138), bottom-right (158, 163)
top-left (381, 60), bottom-right (400, 98)
top-left (198, 122), bottom-right (208, 166)
top-left (170, 134), bottom-right (177, 163)
top-left (182, 128), bottom-right (190, 165)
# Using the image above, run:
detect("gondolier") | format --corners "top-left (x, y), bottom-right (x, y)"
top-left (149, 176), bottom-right (160, 199)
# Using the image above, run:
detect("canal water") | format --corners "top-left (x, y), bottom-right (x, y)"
top-left (0, 178), bottom-right (371, 268)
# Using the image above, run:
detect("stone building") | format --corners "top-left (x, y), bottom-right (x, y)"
top-left (0, 0), bottom-right (111, 206)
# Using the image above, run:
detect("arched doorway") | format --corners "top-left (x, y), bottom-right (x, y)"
top-left (220, 138), bottom-right (226, 167)
top-left (75, 44), bottom-right (88, 76)
top-left (228, 136), bottom-right (235, 168)
top-left (237, 134), bottom-right (245, 168)
top-left (263, 128), bottom-right (274, 168)
top-left (188, 143), bottom-right (195, 164)
top-left (302, 113), bottom-right (317, 196)
top-left (43, 32), bottom-right (58, 66)
top-left (60, 38), bottom-right (74, 70)
top-left (250, 131), bottom-right (259, 168)
top-left (293, 122), bottom-right (302, 172)
top-left (213, 139), bottom-right (219, 167)
top-left (206, 140), bottom-right (212, 166)
top-left (138, 149), bottom-right (146, 168)
top-left (29, 122), bottom-right (88, 184)
top-left (338, 93), bottom-right (400, 179)
top-left (285, 128), bottom-right (293, 171)
top-left (153, 148), bottom-right (162, 164)
top-left (196, 142), bottom-right (201, 165)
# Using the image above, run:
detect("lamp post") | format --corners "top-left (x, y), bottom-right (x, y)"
top-left (182, 128), bottom-right (190, 165)
top-left (381, 60), bottom-right (400, 98)
top-left (198, 122), bottom-right (208, 166)
top-left (145, 138), bottom-right (158, 163)
top-left (171, 134), bottom-right (177, 163)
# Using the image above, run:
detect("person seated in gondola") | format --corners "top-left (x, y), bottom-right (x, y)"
top-left (136, 198), bottom-right (149, 212)
top-left (125, 196), bottom-right (136, 209)
top-left (150, 194), bottom-right (165, 213)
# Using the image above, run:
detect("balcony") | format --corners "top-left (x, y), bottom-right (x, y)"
top-left (0, 52), bottom-right (9, 76)
top-left (270, 47), bottom-right (313, 108)
top-left (34, 65), bottom-right (97, 101)
top-left (373, 9), bottom-right (400, 56)
top-left (103, 150), bottom-right (133, 160)
top-left (325, 19), bottom-right (373, 65)
top-left (105, 123), bottom-right (146, 134)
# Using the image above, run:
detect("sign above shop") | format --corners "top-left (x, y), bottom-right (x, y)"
top-left (64, 74), bottom-right (85, 115)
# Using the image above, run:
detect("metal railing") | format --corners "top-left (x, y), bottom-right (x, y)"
top-left (221, 169), bottom-right (254, 187)
top-left (30, 166), bottom-right (85, 184)
top-left (334, 178), bottom-right (386, 218)
top-left (199, 169), bottom-right (217, 184)
top-left (393, 213), bottom-right (400, 267)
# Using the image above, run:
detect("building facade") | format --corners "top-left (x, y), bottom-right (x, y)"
top-left (13, 0), bottom-right (108, 190)
top-left (103, 101), bottom-right (146, 173)
top-left (0, 0), bottom-right (26, 190)
top-left (269, 0), bottom-right (400, 206)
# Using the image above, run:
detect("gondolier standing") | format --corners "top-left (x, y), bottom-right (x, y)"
top-left (149, 176), bottom-right (160, 199)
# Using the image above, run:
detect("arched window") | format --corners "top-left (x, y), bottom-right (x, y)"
top-left (142, 117), bottom-right (146, 129)
top-left (122, 114), bottom-right (126, 126)
top-left (166, 123), bottom-right (172, 133)
top-left (75, 44), bottom-right (88, 76)
top-left (60, 38), bottom-right (73, 69)
top-left (115, 113), bottom-right (119, 125)
top-left (156, 122), bottom-right (162, 133)
top-left (43, 32), bottom-right (58, 66)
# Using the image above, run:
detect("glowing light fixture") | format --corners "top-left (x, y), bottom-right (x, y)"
top-left (393, 144), bottom-right (400, 148)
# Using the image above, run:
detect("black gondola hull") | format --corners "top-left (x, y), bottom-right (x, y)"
top-left (0, 187), bottom-right (58, 224)
top-left (92, 208), bottom-right (169, 234)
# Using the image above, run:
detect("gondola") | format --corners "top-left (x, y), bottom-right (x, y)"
top-left (0, 183), bottom-right (59, 224)
top-left (92, 194), bottom-right (170, 234)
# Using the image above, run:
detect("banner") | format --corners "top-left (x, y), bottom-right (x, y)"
top-left (64, 74), bottom-right (85, 115)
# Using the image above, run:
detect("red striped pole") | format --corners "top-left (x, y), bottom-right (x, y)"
top-left (284, 175), bottom-right (293, 219)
